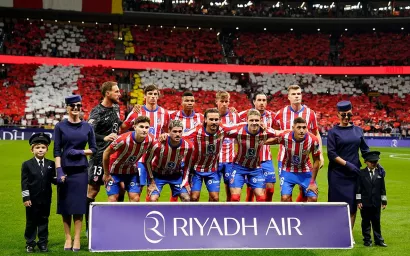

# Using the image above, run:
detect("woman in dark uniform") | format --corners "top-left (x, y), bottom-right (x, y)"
top-left (327, 101), bottom-right (370, 230)
top-left (54, 95), bottom-right (97, 251)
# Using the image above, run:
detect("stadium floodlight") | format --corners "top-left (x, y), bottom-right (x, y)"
top-left (210, 2), bottom-right (214, 6)
top-left (317, 28), bottom-right (321, 31)
top-left (345, 75), bottom-right (347, 77)
top-left (30, 23), bottom-right (32, 25)
top-left (236, 27), bottom-right (239, 30)
top-left (55, 20), bottom-right (57, 22)
top-left (345, 28), bottom-right (348, 31)
top-left (174, 26), bottom-right (176, 28)
top-left (27, 18), bottom-right (29, 20)
top-left (264, 28), bottom-right (266, 31)
top-left (187, 27), bottom-right (189, 29)
top-left (290, 28), bottom-right (293, 31)
top-left (402, 27), bottom-right (404, 30)
top-left (41, 19), bottom-right (43, 21)
top-left (112, 69), bottom-right (115, 71)
top-left (82, 21), bottom-right (84, 24)
top-left (217, 32), bottom-right (220, 36)
top-left (301, 2), bottom-right (305, 8)
top-left (1, 64), bottom-right (4, 66)
top-left (148, 25), bottom-right (151, 27)
top-left (210, 28), bottom-right (213, 30)
top-left (68, 21), bottom-right (71, 23)
top-left (373, 28), bottom-right (376, 31)
top-left (109, 23), bottom-right (111, 25)
top-left (95, 22), bottom-right (98, 25)
top-left (199, 27), bottom-right (201, 30)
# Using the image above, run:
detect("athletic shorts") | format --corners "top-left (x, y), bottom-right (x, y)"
top-left (218, 162), bottom-right (233, 184)
top-left (105, 174), bottom-right (140, 196)
top-left (261, 160), bottom-right (276, 183)
top-left (88, 158), bottom-right (104, 186)
top-left (280, 171), bottom-right (317, 198)
top-left (138, 162), bottom-right (148, 186)
top-left (151, 174), bottom-right (188, 197)
top-left (230, 164), bottom-right (265, 189)
top-left (191, 171), bottom-right (220, 193)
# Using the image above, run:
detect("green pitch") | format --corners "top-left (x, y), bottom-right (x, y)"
top-left (1, 140), bottom-right (409, 256)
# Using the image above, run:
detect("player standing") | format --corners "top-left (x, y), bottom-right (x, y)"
top-left (239, 93), bottom-right (276, 202)
top-left (85, 81), bottom-right (122, 234)
top-left (273, 85), bottom-right (323, 202)
top-left (145, 120), bottom-right (194, 202)
top-left (228, 109), bottom-right (279, 202)
top-left (215, 91), bottom-right (240, 201)
top-left (276, 117), bottom-right (320, 202)
top-left (103, 116), bottom-right (156, 202)
top-left (171, 91), bottom-right (204, 132)
top-left (120, 85), bottom-right (170, 200)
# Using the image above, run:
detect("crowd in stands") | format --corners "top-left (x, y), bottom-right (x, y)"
top-left (123, 1), bottom-right (410, 18)
top-left (3, 20), bottom-right (115, 59)
top-left (122, 26), bottom-right (223, 63)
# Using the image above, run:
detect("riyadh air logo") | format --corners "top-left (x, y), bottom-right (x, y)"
top-left (144, 211), bottom-right (165, 244)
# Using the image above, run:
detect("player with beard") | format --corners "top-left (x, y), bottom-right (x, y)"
top-left (273, 85), bottom-right (323, 202)
top-left (145, 120), bottom-right (194, 202)
top-left (85, 81), bottom-right (122, 235)
top-left (239, 93), bottom-right (277, 202)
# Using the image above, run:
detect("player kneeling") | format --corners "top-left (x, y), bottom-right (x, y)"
top-left (146, 120), bottom-right (194, 202)
top-left (279, 117), bottom-right (320, 202)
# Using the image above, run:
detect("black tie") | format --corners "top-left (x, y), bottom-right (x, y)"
top-left (39, 160), bottom-right (44, 176)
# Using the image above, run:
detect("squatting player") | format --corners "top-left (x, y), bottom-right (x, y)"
top-left (228, 109), bottom-right (279, 202)
top-left (120, 85), bottom-right (170, 200)
top-left (276, 117), bottom-right (320, 202)
top-left (239, 93), bottom-right (276, 202)
top-left (215, 91), bottom-right (240, 202)
top-left (86, 81), bottom-right (122, 231)
top-left (273, 84), bottom-right (323, 202)
top-left (102, 116), bottom-right (156, 202)
top-left (145, 120), bottom-right (194, 202)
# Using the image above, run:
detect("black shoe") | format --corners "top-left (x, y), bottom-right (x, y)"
top-left (375, 241), bottom-right (388, 247)
top-left (26, 246), bottom-right (35, 253)
top-left (364, 242), bottom-right (372, 247)
top-left (38, 244), bottom-right (48, 252)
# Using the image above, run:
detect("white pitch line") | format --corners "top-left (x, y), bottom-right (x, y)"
top-left (389, 154), bottom-right (410, 160)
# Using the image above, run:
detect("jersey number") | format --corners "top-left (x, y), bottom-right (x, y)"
top-left (93, 166), bottom-right (103, 176)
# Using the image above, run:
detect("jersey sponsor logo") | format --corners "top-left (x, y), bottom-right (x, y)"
top-left (126, 156), bottom-right (138, 164)
top-left (292, 155), bottom-right (301, 165)
top-left (166, 162), bottom-right (176, 170)
top-left (112, 123), bottom-right (119, 134)
top-left (144, 211), bottom-right (166, 244)
top-left (130, 182), bottom-right (135, 187)
top-left (207, 179), bottom-right (220, 185)
top-left (245, 148), bottom-right (256, 158)
top-left (229, 170), bottom-right (236, 184)
top-left (223, 138), bottom-right (232, 144)
top-left (184, 128), bottom-right (190, 133)
top-left (206, 144), bottom-right (216, 155)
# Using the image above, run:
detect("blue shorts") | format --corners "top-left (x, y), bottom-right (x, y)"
top-left (191, 171), bottom-right (220, 193)
top-left (151, 174), bottom-right (188, 197)
top-left (106, 174), bottom-right (140, 196)
top-left (277, 161), bottom-right (283, 177)
top-left (230, 164), bottom-right (265, 189)
top-left (138, 162), bottom-right (148, 186)
top-left (261, 160), bottom-right (276, 183)
top-left (218, 163), bottom-right (233, 184)
top-left (280, 171), bottom-right (317, 197)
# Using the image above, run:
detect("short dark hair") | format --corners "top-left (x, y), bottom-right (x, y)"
top-left (144, 84), bottom-right (159, 95)
top-left (101, 81), bottom-right (118, 97)
top-left (253, 92), bottom-right (267, 101)
top-left (134, 116), bottom-right (150, 126)
top-left (204, 108), bottom-right (219, 119)
top-left (182, 91), bottom-right (194, 97)
top-left (293, 117), bottom-right (306, 125)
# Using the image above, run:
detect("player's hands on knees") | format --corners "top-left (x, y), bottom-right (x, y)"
top-left (132, 104), bottom-right (142, 114)
top-left (358, 203), bottom-right (363, 210)
top-left (103, 174), bottom-right (113, 186)
top-left (104, 133), bottom-right (118, 142)
top-left (185, 184), bottom-right (191, 194)
top-left (319, 154), bottom-right (324, 169)
top-left (147, 181), bottom-right (159, 196)
top-left (23, 200), bottom-right (32, 207)
top-left (306, 183), bottom-right (318, 195)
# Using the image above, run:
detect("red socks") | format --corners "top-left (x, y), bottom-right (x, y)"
top-left (245, 186), bottom-right (254, 202)
top-left (230, 194), bottom-right (241, 202)
top-left (265, 187), bottom-right (274, 202)
top-left (170, 196), bottom-right (179, 202)
top-left (256, 195), bottom-right (266, 202)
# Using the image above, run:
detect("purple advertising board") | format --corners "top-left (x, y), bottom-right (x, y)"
top-left (89, 202), bottom-right (352, 252)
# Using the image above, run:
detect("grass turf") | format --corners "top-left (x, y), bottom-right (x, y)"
top-left (0, 140), bottom-right (409, 255)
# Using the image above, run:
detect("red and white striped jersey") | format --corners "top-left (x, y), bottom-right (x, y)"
top-left (219, 111), bottom-right (240, 163)
top-left (171, 110), bottom-right (204, 132)
top-left (226, 124), bottom-right (278, 169)
top-left (146, 138), bottom-right (194, 179)
top-left (274, 105), bottom-right (319, 163)
top-left (239, 109), bottom-right (275, 162)
top-left (122, 105), bottom-right (170, 138)
top-left (182, 125), bottom-right (226, 172)
top-left (108, 132), bottom-right (156, 174)
top-left (279, 131), bottom-right (321, 173)
top-left (273, 105), bottom-right (318, 134)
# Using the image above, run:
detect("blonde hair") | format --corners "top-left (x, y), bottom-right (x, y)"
top-left (216, 91), bottom-right (230, 100)
top-left (288, 85), bottom-right (301, 93)
top-left (247, 109), bottom-right (261, 119)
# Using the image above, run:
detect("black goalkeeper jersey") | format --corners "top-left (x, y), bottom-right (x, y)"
top-left (87, 103), bottom-right (122, 162)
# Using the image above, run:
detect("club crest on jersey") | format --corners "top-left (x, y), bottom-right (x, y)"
top-left (245, 148), bottom-right (256, 158)
top-left (206, 144), bottom-right (216, 155)
top-left (292, 155), bottom-right (301, 165)
top-left (302, 149), bottom-right (308, 155)
top-left (149, 127), bottom-right (155, 135)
